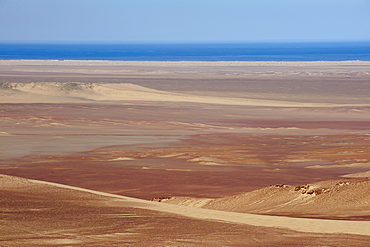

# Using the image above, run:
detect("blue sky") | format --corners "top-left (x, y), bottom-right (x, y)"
top-left (0, 0), bottom-right (369, 43)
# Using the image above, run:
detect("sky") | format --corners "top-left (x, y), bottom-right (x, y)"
top-left (0, 0), bottom-right (370, 43)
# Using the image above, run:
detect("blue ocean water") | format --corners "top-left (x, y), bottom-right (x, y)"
top-left (0, 42), bottom-right (369, 61)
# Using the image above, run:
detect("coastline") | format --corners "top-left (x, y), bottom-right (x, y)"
top-left (1, 59), bottom-right (370, 65)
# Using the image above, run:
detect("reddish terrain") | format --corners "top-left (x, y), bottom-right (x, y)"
top-left (1, 60), bottom-right (370, 246)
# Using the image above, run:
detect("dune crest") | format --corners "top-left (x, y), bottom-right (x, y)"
top-left (0, 81), bottom-right (363, 107)
top-left (1, 174), bottom-right (370, 237)
top-left (164, 178), bottom-right (370, 220)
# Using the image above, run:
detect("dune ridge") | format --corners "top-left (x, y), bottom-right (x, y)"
top-left (1, 81), bottom-right (368, 107)
top-left (164, 178), bottom-right (370, 220)
top-left (1, 174), bottom-right (370, 236)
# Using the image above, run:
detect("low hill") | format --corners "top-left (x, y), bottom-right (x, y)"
top-left (163, 178), bottom-right (370, 220)
top-left (0, 81), bottom-right (352, 107)
top-left (2, 174), bottom-right (370, 246)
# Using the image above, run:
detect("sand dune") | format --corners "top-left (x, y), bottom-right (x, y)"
top-left (1, 174), bottom-right (370, 237)
top-left (164, 178), bottom-right (370, 220)
top-left (0, 81), bottom-right (366, 107)
top-left (343, 171), bottom-right (370, 178)
top-left (3, 175), bottom-right (370, 246)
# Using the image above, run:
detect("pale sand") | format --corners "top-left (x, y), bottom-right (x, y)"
top-left (21, 176), bottom-right (370, 236)
top-left (164, 178), bottom-right (370, 220)
top-left (1, 81), bottom-right (369, 107)
top-left (1, 59), bottom-right (370, 106)
top-left (307, 162), bottom-right (370, 169)
top-left (343, 171), bottom-right (370, 177)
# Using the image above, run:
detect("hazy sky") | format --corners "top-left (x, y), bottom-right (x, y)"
top-left (1, 0), bottom-right (370, 43)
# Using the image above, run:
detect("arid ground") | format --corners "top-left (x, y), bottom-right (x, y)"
top-left (1, 60), bottom-right (370, 246)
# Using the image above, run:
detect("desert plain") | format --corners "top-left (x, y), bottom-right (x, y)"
top-left (1, 60), bottom-right (370, 246)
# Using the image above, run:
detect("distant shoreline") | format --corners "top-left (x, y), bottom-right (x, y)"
top-left (1, 59), bottom-right (369, 63)
top-left (2, 59), bottom-right (370, 65)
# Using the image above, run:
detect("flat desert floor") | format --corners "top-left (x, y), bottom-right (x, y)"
top-left (1, 60), bottom-right (370, 246)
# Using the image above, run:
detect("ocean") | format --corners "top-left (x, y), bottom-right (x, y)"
top-left (0, 42), bottom-right (369, 61)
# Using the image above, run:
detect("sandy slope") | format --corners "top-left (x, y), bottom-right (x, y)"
top-left (164, 178), bottom-right (370, 220)
top-left (0, 81), bottom-right (367, 107)
top-left (1, 174), bottom-right (369, 237)
top-left (344, 171), bottom-right (370, 177)
top-left (4, 175), bottom-right (370, 246)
